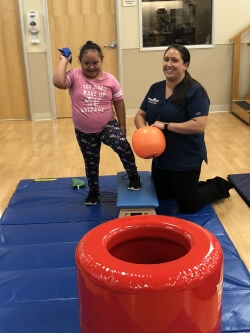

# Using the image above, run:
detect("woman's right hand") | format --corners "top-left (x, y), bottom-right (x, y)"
top-left (151, 121), bottom-right (165, 130)
top-left (134, 109), bottom-right (147, 128)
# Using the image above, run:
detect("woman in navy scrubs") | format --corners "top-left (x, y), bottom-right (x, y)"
top-left (134, 44), bottom-right (232, 213)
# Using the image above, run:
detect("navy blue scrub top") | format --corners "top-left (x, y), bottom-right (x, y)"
top-left (140, 80), bottom-right (210, 171)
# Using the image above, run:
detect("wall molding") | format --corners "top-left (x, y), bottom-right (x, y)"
top-left (126, 107), bottom-right (231, 117)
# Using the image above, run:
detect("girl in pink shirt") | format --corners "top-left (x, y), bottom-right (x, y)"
top-left (53, 41), bottom-right (140, 205)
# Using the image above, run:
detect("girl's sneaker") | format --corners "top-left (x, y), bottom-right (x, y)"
top-left (128, 174), bottom-right (141, 191)
top-left (85, 191), bottom-right (100, 205)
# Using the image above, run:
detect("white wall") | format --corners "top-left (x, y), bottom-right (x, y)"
top-left (215, 0), bottom-right (250, 44)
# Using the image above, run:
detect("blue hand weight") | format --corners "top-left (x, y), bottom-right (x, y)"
top-left (58, 47), bottom-right (72, 63)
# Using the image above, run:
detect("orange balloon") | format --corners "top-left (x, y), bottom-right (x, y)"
top-left (132, 126), bottom-right (166, 159)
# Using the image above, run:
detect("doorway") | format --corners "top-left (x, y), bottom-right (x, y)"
top-left (47, 0), bottom-right (119, 118)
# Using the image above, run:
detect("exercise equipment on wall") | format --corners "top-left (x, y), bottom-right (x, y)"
top-left (229, 24), bottom-right (250, 125)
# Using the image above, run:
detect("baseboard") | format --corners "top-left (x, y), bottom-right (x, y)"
top-left (32, 113), bottom-right (54, 120)
top-left (126, 107), bottom-right (231, 117)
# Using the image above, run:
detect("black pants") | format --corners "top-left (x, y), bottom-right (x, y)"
top-left (152, 160), bottom-right (218, 213)
top-left (75, 119), bottom-right (138, 192)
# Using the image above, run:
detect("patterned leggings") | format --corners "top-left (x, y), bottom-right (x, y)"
top-left (75, 119), bottom-right (138, 191)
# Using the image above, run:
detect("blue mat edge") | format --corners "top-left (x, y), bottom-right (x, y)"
top-left (228, 173), bottom-right (250, 207)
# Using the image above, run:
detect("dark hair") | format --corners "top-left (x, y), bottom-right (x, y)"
top-left (164, 44), bottom-right (208, 107)
top-left (164, 44), bottom-right (191, 64)
top-left (78, 41), bottom-right (104, 62)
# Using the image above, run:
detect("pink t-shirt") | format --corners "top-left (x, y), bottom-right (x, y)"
top-left (65, 69), bottom-right (123, 133)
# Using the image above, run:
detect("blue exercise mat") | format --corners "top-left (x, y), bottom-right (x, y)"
top-left (228, 173), bottom-right (250, 207)
top-left (0, 175), bottom-right (249, 333)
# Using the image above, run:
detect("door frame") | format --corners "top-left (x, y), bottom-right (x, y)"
top-left (43, 0), bottom-right (57, 119)
top-left (18, 0), bottom-right (33, 120)
top-left (116, 0), bottom-right (123, 89)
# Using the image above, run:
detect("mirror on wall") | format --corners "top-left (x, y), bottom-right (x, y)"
top-left (140, 0), bottom-right (213, 50)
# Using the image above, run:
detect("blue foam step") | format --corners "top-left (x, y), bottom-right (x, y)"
top-left (117, 171), bottom-right (159, 209)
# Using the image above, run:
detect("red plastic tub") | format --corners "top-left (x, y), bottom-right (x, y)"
top-left (75, 215), bottom-right (223, 333)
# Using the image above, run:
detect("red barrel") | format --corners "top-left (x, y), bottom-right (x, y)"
top-left (75, 215), bottom-right (223, 333)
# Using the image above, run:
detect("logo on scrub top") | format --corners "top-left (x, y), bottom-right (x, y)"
top-left (148, 97), bottom-right (160, 104)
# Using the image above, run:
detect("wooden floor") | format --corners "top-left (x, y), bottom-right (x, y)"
top-left (0, 112), bottom-right (249, 270)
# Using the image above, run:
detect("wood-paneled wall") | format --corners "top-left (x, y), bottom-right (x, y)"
top-left (0, 0), bottom-right (30, 120)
